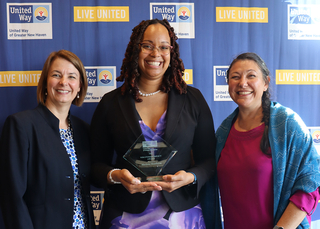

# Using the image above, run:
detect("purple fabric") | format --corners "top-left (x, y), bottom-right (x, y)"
top-left (139, 111), bottom-right (166, 142)
top-left (290, 188), bottom-right (320, 225)
top-left (217, 124), bottom-right (274, 229)
top-left (110, 111), bottom-right (206, 229)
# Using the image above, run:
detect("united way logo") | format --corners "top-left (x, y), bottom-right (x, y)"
top-left (289, 6), bottom-right (314, 24)
top-left (8, 5), bottom-right (33, 23)
top-left (34, 7), bottom-right (48, 21)
top-left (312, 131), bottom-right (320, 144)
top-left (178, 7), bottom-right (190, 20)
top-left (99, 70), bottom-right (113, 85)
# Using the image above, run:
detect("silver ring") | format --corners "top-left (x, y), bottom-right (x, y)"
top-left (141, 191), bottom-right (146, 194)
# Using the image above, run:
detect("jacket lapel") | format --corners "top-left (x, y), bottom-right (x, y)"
top-left (164, 88), bottom-right (186, 142)
top-left (117, 91), bottom-right (142, 139)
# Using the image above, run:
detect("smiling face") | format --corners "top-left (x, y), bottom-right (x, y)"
top-left (45, 57), bottom-right (81, 110)
top-left (138, 23), bottom-right (171, 82)
top-left (228, 59), bottom-right (269, 111)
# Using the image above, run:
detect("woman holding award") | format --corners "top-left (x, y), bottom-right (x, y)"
top-left (90, 19), bottom-right (216, 228)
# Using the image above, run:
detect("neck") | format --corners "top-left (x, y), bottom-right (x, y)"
top-left (45, 101), bottom-right (70, 129)
top-left (137, 78), bottom-right (162, 94)
top-left (236, 106), bottom-right (264, 131)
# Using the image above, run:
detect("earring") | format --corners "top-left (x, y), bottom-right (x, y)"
top-left (45, 92), bottom-right (47, 96)
top-left (77, 94), bottom-right (79, 99)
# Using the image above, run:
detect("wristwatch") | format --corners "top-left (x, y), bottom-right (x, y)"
top-left (273, 226), bottom-right (284, 229)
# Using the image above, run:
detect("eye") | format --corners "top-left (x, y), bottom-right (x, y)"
top-left (52, 74), bottom-right (60, 78)
top-left (142, 44), bottom-right (153, 50)
top-left (230, 75), bottom-right (240, 80)
top-left (160, 45), bottom-right (170, 50)
top-left (248, 74), bottom-right (256, 78)
top-left (69, 75), bottom-right (78, 80)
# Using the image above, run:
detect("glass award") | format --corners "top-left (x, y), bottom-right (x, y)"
top-left (123, 134), bottom-right (177, 182)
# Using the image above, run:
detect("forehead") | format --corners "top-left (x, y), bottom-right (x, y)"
top-left (49, 58), bottom-right (77, 72)
top-left (230, 59), bottom-right (262, 73)
top-left (142, 23), bottom-right (170, 42)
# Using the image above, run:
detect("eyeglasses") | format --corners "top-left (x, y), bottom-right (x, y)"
top-left (139, 43), bottom-right (172, 55)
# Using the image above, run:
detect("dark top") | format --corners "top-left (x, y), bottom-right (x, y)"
top-left (90, 86), bottom-right (216, 227)
top-left (0, 104), bottom-right (95, 229)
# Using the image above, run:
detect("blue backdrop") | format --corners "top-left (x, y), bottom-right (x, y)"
top-left (1, 0), bottom-right (320, 227)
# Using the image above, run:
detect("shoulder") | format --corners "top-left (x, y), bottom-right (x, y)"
top-left (270, 101), bottom-right (309, 134)
top-left (186, 85), bottom-right (203, 98)
top-left (179, 86), bottom-right (210, 112)
top-left (100, 87), bottom-right (122, 103)
top-left (216, 108), bottom-right (238, 136)
top-left (172, 85), bottom-right (206, 105)
top-left (270, 102), bottom-right (305, 125)
top-left (5, 106), bottom-right (41, 126)
top-left (93, 87), bottom-right (129, 117)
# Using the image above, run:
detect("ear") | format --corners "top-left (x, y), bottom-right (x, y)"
top-left (264, 76), bottom-right (270, 91)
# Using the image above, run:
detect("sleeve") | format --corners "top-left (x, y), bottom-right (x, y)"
top-left (187, 90), bottom-right (216, 196)
top-left (290, 115), bottom-right (320, 194)
top-left (0, 115), bottom-right (34, 229)
top-left (272, 106), bottom-right (320, 227)
top-left (290, 188), bottom-right (320, 216)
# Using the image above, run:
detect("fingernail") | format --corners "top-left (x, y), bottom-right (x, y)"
top-left (133, 179), bottom-right (141, 185)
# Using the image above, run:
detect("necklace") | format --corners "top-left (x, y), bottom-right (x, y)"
top-left (59, 117), bottom-right (73, 136)
top-left (138, 88), bottom-right (161, 97)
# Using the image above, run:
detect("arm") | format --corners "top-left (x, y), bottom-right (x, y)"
top-left (270, 104), bottom-right (320, 227)
top-left (0, 115), bottom-right (34, 229)
top-left (90, 94), bottom-right (163, 193)
top-left (156, 89), bottom-right (216, 193)
top-left (275, 201), bottom-right (307, 229)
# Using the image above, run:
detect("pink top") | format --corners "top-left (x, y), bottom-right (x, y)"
top-left (217, 123), bottom-right (319, 228)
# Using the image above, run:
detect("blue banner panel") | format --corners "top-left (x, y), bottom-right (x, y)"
top-left (1, 0), bottom-right (320, 227)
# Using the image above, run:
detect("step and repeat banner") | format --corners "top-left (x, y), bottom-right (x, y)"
top-left (1, 0), bottom-right (320, 227)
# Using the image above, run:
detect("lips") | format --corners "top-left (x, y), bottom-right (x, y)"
top-left (146, 61), bottom-right (161, 66)
top-left (56, 89), bottom-right (70, 94)
top-left (238, 91), bottom-right (252, 95)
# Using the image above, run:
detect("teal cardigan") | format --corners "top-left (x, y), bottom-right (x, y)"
top-left (201, 102), bottom-right (320, 229)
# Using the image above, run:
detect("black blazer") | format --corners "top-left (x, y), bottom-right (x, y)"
top-left (90, 86), bottom-right (216, 223)
top-left (0, 104), bottom-right (95, 229)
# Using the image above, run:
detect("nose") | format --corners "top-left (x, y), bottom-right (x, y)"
top-left (238, 76), bottom-right (248, 87)
top-left (59, 76), bottom-right (68, 85)
top-left (150, 47), bottom-right (161, 56)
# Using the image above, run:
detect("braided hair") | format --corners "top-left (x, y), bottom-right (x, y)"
top-left (227, 52), bottom-right (271, 155)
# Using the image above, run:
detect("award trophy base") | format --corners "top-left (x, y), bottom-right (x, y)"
top-left (137, 175), bottom-right (164, 182)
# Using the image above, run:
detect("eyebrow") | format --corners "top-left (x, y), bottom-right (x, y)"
top-left (142, 40), bottom-right (170, 45)
top-left (51, 70), bottom-right (78, 76)
top-left (230, 69), bottom-right (257, 74)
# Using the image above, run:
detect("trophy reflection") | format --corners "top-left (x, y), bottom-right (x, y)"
top-left (123, 134), bottom-right (177, 182)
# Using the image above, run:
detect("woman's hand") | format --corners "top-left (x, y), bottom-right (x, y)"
top-left (108, 169), bottom-right (162, 194)
top-left (154, 170), bottom-right (195, 193)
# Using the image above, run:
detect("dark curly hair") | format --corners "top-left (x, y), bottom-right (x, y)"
top-left (117, 19), bottom-right (187, 102)
top-left (227, 52), bottom-right (271, 155)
